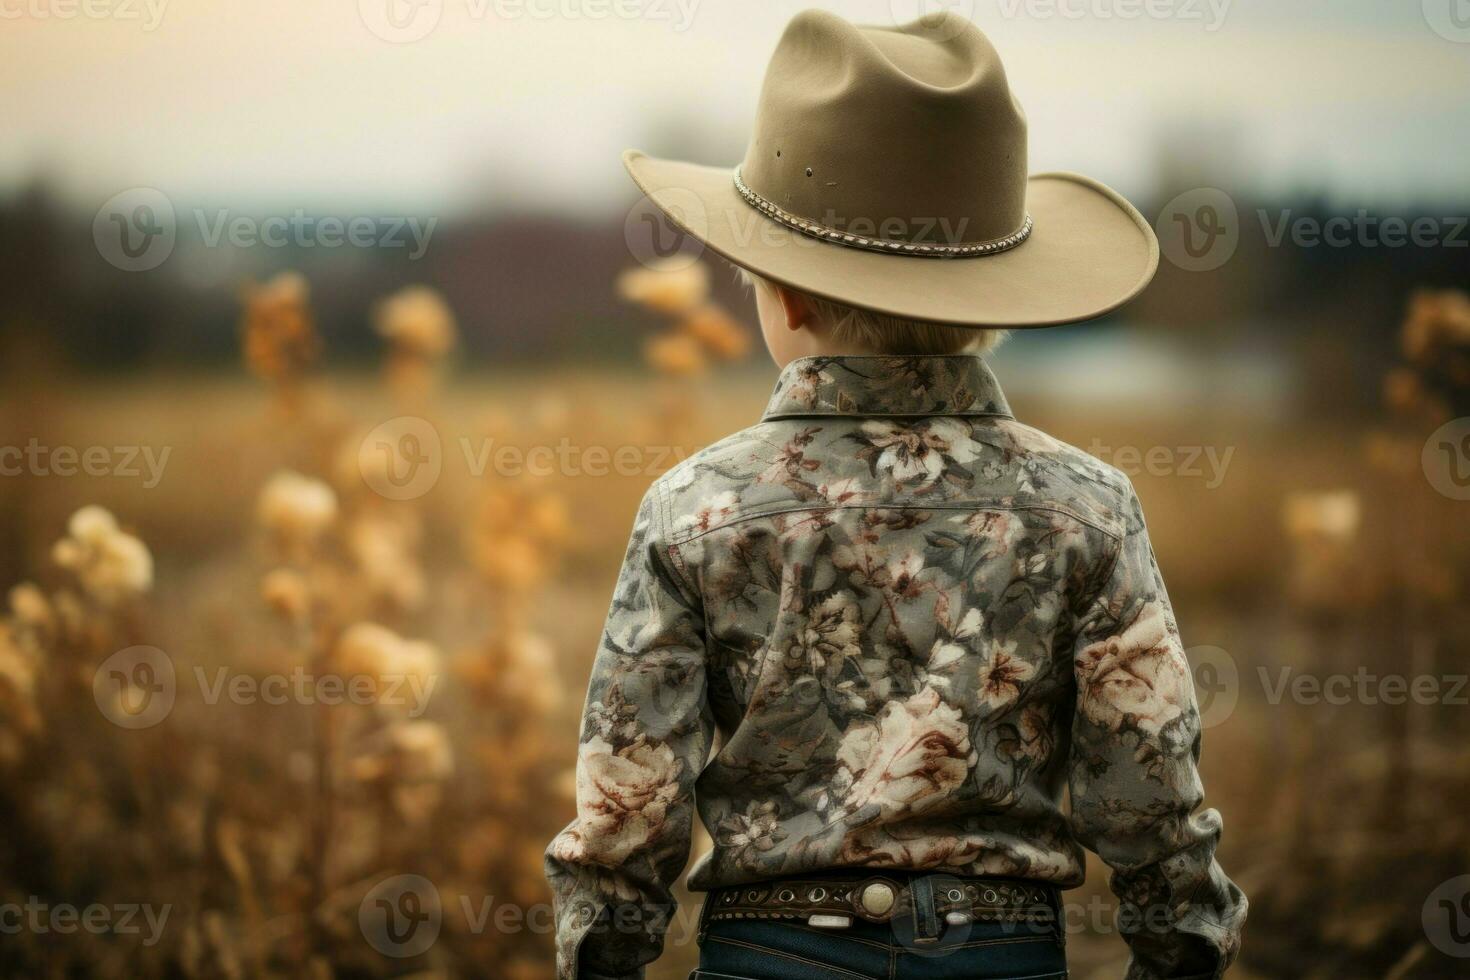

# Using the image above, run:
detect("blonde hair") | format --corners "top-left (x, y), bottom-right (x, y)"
top-left (740, 270), bottom-right (1008, 356)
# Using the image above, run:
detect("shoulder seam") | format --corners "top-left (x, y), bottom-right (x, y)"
top-left (668, 500), bottom-right (1125, 547)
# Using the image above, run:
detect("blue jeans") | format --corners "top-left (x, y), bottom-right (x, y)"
top-left (692, 901), bottom-right (1067, 980)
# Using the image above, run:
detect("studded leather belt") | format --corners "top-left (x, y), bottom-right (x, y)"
top-left (701, 873), bottom-right (1059, 937)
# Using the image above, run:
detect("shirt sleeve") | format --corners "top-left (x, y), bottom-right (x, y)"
top-left (544, 484), bottom-right (713, 980)
top-left (1067, 484), bottom-right (1247, 980)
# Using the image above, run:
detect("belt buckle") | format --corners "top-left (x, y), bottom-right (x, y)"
top-left (854, 879), bottom-right (898, 921)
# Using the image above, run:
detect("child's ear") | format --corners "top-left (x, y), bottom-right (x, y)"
top-left (775, 285), bottom-right (816, 332)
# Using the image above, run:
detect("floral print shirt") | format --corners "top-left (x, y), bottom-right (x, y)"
top-left (545, 355), bottom-right (1246, 980)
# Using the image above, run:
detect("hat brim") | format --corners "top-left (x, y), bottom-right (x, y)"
top-left (624, 150), bottom-right (1159, 329)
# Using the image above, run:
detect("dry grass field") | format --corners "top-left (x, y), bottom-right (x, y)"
top-left (1, 273), bottom-right (1466, 978)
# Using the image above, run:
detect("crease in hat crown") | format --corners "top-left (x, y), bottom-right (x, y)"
top-left (734, 8), bottom-right (1032, 257)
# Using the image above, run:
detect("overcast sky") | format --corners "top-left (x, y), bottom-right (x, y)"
top-left (3, 0), bottom-right (1468, 216)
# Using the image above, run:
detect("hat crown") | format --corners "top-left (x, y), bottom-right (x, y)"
top-left (739, 10), bottom-right (1028, 247)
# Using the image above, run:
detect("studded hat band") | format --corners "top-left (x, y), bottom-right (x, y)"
top-left (733, 168), bottom-right (1033, 259)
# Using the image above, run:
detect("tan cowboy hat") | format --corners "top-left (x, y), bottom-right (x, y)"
top-left (624, 9), bottom-right (1158, 328)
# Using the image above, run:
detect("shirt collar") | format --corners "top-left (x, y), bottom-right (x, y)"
top-left (761, 355), bottom-right (1013, 421)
